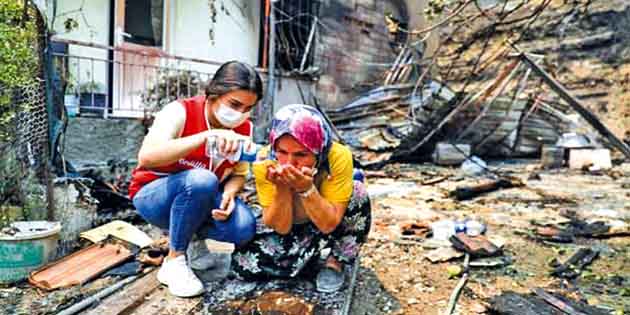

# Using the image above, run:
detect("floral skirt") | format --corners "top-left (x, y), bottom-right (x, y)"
top-left (232, 180), bottom-right (371, 280)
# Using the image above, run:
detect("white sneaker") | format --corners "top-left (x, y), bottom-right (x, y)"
top-left (156, 255), bottom-right (205, 297)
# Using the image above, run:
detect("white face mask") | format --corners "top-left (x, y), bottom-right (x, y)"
top-left (215, 103), bottom-right (250, 128)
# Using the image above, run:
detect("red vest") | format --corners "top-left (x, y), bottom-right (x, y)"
top-left (128, 95), bottom-right (253, 199)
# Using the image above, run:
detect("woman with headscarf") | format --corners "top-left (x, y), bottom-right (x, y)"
top-left (128, 61), bottom-right (263, 297)
top-left (232, 104), bottom-right (371, 293)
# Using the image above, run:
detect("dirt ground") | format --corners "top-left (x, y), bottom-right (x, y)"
top-left (348, 160), bottom-right (630, 315)
top-left (2, 159), bottom-right (629, 315)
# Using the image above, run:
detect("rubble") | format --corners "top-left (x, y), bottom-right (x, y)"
top-left (351, 160), bottom-right (630, 314)
top-left (568, 148), bottom-right (612, 170)
top-left (489, 290), bottom-right (610, 315)
top-left (2, 2), bottom-right (630, 315)
top-left (551, 248), bottom-right (599, 279)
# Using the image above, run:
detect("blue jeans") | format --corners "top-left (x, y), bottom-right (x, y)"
top-left (132, 169), bottom-right (256, 252)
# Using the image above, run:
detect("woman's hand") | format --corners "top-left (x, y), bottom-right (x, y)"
top-left (216, 136), bottom-right (240, 158)
top-left (266, 163), bottom-right (289, 186)
top-left (212, 190), bottom-right (237, 221)
top-left (200, 130), bottom-right (242, 158)
top-left (283, 165), bottom-right (315, 193)
top-left (268, 164), bottom-right (315, 193)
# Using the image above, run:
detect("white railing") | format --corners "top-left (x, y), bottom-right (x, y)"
top-left (51, 38), bottom-right (223, 118)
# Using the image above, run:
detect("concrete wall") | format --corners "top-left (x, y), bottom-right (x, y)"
top-left (169, 0), bottom-right (261, 73)
top-left (64, 117), bottom-right (145, 167)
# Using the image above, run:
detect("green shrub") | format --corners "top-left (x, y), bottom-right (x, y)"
top-left (0, 0), bottom-right (39, 143)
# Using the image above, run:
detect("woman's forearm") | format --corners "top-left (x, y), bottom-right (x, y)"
top-left (263, 186), bottom-right (294, 234)
top-left (138, 132), bottom-right (206, 168)
top-left (223, 175), bottom-right (245, 194)
top-left (299, 190), bottom-right (345, 234)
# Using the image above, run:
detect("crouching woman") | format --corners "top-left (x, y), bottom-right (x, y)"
top-left (232, 104), bottom-right (371, 293)
top-left (128, 61), bottom-right (262, 297)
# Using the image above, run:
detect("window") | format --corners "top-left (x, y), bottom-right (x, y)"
top-left (124, 0), bottom-right (163, 47)
top-left (274, 0), bottom-right (320, 72)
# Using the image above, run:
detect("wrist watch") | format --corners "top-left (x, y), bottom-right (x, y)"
top-left (297, 184), bottom-right (317, 198)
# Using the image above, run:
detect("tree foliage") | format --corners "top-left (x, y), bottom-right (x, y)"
top-left (0, 0), bottom-right (39, 143)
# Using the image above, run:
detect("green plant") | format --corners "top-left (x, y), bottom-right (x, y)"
top-left (0, 0), bottom-right (40, 143)
top-left (64, 72), bottom-right (78, 95)
top-left (79, 81), bottom-right (104, 94)
top-left (141, 70), bottom-right (204, 113)
top-left (0, 149), bottom-right (45, 224)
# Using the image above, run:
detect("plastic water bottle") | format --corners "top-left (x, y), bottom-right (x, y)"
top-left (206, 136), bottom-right (259, 162)
top-left (453, 219), bottom-right (486, 236)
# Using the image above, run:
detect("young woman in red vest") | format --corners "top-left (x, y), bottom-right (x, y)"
top-left (128, 61), bottom-right (262, 297)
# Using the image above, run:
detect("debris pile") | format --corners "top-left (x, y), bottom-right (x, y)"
top-left (329, 40), bottom-right (630, 169)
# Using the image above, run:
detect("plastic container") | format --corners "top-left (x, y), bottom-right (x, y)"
top-left (431, 220), bottom-right (456, 241)
top-left (0, 221), bottom-right (61, 284)
top-left (206, 136), bottom-right (259, 162)
top-left (465, 220), bottom-right (485, 236)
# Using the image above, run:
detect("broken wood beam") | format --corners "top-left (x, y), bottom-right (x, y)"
top-left (531, 31), bottom-right (614, 54)
top-left (84, 269), bottom-right (161, 315)
top-left (57, 268), bottom-right (154, 315)
top-left (452, 178), bottom-right (523, 201)
top-left (404, 58), bottom-right (516, 154)
top-left (520, 53), bottom-right (630, 159)
top-left (341, 256), bottom-right (362, 315)
top-left (422, 175), bottom-right (451, 185)
top-left (531, 288), bottom-right (589, 315)
top-left (551, 248), bottom-right (599, 279)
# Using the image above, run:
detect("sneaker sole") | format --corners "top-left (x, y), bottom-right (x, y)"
top-left (167, 287), bottom-right (205, 298)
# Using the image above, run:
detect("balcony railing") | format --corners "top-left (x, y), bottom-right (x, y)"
top-left (51, 37), bottom-right (224, 118)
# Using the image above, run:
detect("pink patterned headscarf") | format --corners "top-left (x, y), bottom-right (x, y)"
top-left (268, 104), bottom-right (333, 170)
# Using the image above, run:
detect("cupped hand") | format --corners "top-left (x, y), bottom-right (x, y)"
top-left (278, 165), bottom-right (315, 193)
top-left (212, 191), bottom-right (237, 221)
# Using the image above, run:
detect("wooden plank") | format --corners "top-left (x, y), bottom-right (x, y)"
top-left (532, 288), bottom-right (588, 315)
top-left (520, 53), bottom-right (630, 159)
top-left (84, 270), bottom-right (161, 315)
top-left (456, 59), bottom-right (522, 141)
top-left (341, 257), bottom-right (361, 315)
top-left (127, 286), bottom-right (202, 315)
top-left (403, 60), bottom-right (520, 154)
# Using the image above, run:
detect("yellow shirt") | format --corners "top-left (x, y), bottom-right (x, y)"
top-left (253, 142), bottom-right (354, 208)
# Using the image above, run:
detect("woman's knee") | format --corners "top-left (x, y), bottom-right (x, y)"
top-left (182, 169), bottom-right (219, 197)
